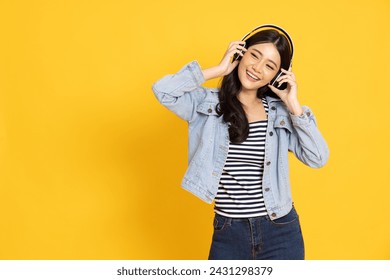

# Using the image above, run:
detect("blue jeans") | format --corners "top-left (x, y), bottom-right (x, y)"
top-left (208, 207), bottom-right (305, 260)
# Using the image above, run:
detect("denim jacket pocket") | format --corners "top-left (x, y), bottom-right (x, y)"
top-left (273, 115), bottom-right (293, 133)
top-left (196, 101), bottom-right (219, 116)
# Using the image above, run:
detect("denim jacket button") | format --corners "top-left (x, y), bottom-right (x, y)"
top-left (271, 106), bottom-right (276, 111)
top-left (271, 213), bottom-right (277, 218)
top-left (280, 120), bottom-right (285, 126)
top-left (269, 131), bottom-right (273, 136)
top-left (265, 188), bottom-right (270, 192)
top-left (208, 108), bottom-right (212, 113)
top-left (266, 161), bottom-right (271, 166)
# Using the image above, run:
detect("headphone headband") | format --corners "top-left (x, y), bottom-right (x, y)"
top-left (241, 24), bottom-right (294, 59)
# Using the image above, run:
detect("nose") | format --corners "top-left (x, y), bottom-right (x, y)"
top-left (252, 61), bottom-right (263, 74)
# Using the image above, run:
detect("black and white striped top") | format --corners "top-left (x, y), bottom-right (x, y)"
top-left (215, 97), bottom-right (269, 218)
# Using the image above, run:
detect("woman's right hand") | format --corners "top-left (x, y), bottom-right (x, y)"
top-left (219, 41), bottom-right (247, 75)
top-left (201, 41), bottom-right (247, 81)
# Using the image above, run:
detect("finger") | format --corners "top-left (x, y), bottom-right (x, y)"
top-left (277, 77), bottom-right (296, 87)
top-left (232, 45), bottom-right (247, 54)
top-left (236, 40), bottom-right (246, 46)
top-left (280, 68), bottom-right (295, 78)
top-left (230, 60), bottom-right (239, 69)
top-left (228, 48), bottom-right (245, 62)
top-left (228, 41), bottom-right (246, 48)
top-left (228, 43), bottom-right (247, 54)
top-left (277, 73), bottom-right (296, 83)
top-left (233, 41), bottom-right (246, 48)
top-left (277, 74), bottom-right (295, 83)
top-left (237, 45), bottom-right (247, 52)
top-left (228, 48), bottom-right (245, 58)
top-left (268, 84), bottom-right (283, 96)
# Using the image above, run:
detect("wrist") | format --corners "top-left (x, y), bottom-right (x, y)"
top-left (287, 99), bottom-right (303, 116)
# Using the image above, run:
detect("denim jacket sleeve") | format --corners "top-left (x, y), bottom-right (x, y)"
top-left (288, 107), bottom-right (330, 168)
top-left (152, 61), bottom-right (207, 122)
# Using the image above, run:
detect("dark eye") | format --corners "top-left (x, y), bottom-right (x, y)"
top-left (266, 64), bottom-right (275, 70)
top-left (251, 52), bottom-right (258, 59)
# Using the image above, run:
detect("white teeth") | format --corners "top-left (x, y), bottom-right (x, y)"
top-left (247, 71), bottom-right (259, 80)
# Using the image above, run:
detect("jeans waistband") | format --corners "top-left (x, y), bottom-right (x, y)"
top-left (214, 213), bottom-right (271, 222)
top-left (214, 205), bottom-right (296, 222)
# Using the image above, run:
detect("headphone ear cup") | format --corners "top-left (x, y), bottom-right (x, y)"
top-left (270, 71), bottom-right (288, 90)
top-left (231, 42), bottom-right (246, 62)
top-left (232, 53), bottom-right (241, 62)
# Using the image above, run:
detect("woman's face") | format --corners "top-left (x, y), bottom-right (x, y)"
top-left (237, 42), bottom-right (281, 93)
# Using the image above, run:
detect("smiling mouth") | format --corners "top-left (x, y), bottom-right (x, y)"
top-left (246, 70), bottom-right (260, 81)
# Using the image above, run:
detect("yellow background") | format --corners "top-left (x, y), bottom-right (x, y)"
top-left (0, 0), bottom-right (389, 259)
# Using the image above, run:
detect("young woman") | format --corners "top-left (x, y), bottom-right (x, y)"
top-left (152, 25), bottom-right (329, 260)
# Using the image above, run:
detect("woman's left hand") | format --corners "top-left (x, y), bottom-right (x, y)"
top-left (268, 68), bottom-right (303, 116)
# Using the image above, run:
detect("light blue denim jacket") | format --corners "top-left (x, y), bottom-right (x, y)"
top-left (152, 61), bottom-right (329, 220)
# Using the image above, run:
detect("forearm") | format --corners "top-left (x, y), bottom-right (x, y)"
top-left (201, 65), bottom-right (224, 81)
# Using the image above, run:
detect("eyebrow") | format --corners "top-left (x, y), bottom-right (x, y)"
top-left (252, 49), bottom-right (279, 68)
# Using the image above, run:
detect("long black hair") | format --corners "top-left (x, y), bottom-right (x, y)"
top-left (217, 29), bottom-right (292, 143)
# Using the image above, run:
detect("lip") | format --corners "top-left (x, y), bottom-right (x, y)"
top-left (246, 70), bottom-right (260, 82)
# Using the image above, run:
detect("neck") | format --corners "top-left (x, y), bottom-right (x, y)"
top-left (238, 90), bottom-right (260, 106)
